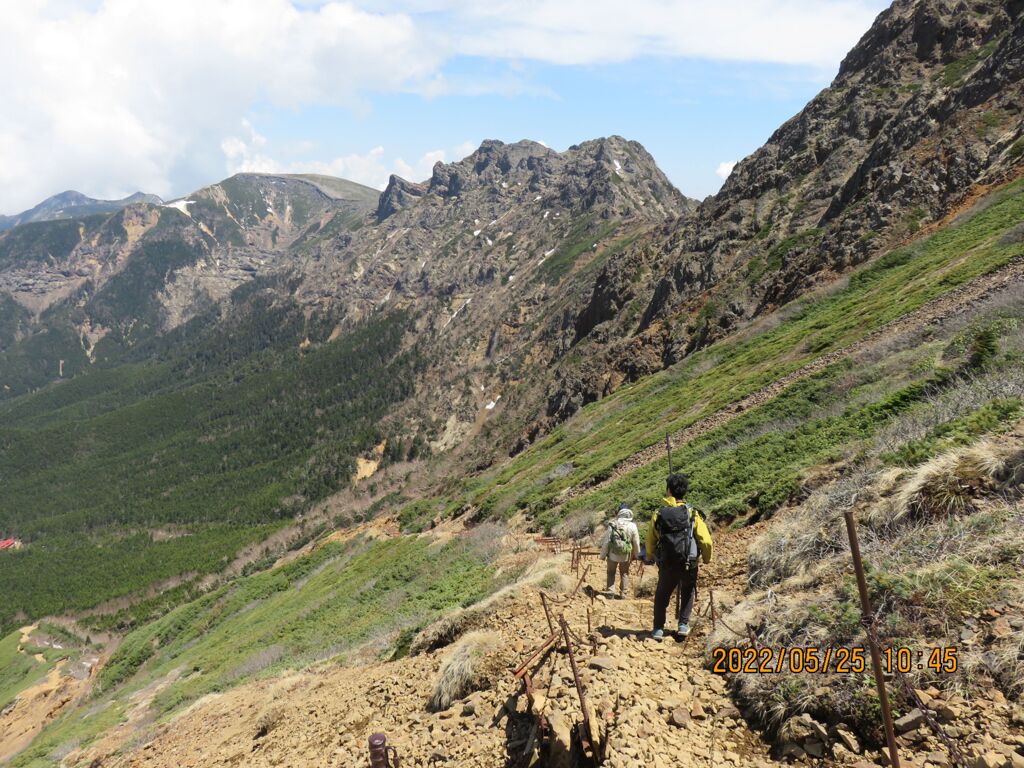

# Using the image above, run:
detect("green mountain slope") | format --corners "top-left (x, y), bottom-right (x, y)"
top-left (419, 180), bottom-right (1024, 532)
top-left (0, 308), bottom-right (421, 632)
top-left (6, 176), bottom-right (1021, 768)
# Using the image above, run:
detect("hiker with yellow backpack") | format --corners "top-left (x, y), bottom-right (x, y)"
top-left (645, 472), bottom-right (713, 640)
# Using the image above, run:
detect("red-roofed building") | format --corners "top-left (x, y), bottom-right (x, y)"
top-left (0, 537), bottom-right (22, 550)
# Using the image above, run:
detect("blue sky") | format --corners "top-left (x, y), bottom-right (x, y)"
top-left (0, 1), bottom-right (890, 213)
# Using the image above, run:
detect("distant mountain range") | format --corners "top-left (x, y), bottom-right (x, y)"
top-left (0, 190), bottom-right (165, 231)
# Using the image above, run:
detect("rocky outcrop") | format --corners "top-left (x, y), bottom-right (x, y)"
top-left (376, 175), bottom-right (427, 222)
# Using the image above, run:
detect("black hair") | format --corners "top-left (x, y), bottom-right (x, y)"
top-left (666, 472), bottom-right (689, 499)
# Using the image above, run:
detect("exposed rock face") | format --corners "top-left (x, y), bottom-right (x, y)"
top-left (376, 175), bottom-right (427, 222)
top-left (286, 136), bottom-right (692, 455)
top-left (549, 0), bottom-right (1024, 438)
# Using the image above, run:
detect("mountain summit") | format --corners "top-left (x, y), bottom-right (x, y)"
top-left (0, 190), bottom-right (163, 230)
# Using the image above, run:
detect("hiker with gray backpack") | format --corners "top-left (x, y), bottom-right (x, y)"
top-left (645, 472), bottom-right (713, 639)
top-left (600, 504), bottom-right (641, 598)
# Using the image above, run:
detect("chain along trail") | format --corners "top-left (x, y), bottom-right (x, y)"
top-left (561, 255), bottom-right (1024, 504)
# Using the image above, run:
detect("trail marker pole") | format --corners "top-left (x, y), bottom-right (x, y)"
top-left (844, 510), bottom-right (901, 768)
top-left (666, 433), bottom-right (673, 474)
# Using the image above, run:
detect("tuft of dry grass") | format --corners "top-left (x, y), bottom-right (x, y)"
top-left (987, 628), bottom-right (1024, 698)
top-left (720, 429), bottom-right (1024, 738)
top-left (428, 631), bottom-right (500, 712)
top-left (747, 472), bottom-right (878, 588)
top-left (869, 438), bottom-right (1019, 527)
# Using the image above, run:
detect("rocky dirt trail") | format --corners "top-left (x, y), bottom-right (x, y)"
top-left (69, 524), bottom-right (788, 768)
top-left (59, 514), bottom-right (1023, 768)
top-left (562, 255), bottom-right (1024, 504)
top-left (547, 523), bottom-right (782, 768)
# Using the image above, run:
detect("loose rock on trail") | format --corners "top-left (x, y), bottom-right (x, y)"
top-left (68, 526), bottom-right (790, 768)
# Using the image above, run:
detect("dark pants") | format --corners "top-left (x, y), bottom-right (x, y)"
top-left (653, 561), bottom-right (698, 630)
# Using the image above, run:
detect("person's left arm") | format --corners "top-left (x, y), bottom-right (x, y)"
top-left (693, 511), bottom-right (714, 564)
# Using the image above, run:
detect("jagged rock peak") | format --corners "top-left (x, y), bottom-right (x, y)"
top-left (838, 0), bottom-right (1017, 78)
top-left (375, 135), bottom-right (688, 216)
top-left (377, 175), bottom-right (428, 222)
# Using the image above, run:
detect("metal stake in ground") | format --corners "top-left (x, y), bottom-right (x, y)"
top-left (559, 614), bottom-right (596, 762)
top-left (540, 592), bottom-right (555, 635)
top-left (843, 509), bottom-right (901, 768)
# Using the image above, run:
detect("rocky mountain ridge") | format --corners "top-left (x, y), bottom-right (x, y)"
top-left (546, 0), bottom-right (1024, 443)
top-left (3, 0), bottom-right (1020, 455)
top-left (0, 190), bottom-right (164, 231)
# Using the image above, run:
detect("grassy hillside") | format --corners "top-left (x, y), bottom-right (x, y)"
top-left (286, 174), bottom-right (381, 205)
top-left (8, 531), bottom-right (507, 768)
top-left (0, 631), bottom-right (45, 713)
top-left (395, 180), bottom-right (1024, 532)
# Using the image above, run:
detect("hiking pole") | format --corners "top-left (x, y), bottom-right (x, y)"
top-left (843, 509), bottom-right (901, 768)
top-left (665, 433), bottom-right (673, 474)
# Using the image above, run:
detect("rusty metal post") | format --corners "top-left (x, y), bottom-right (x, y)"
top-left (587, 606), bottom-right (592, 634)
top-left (540, 592), bottom-right (556, 635)
top-left (368, 733), bottom-right (400, 767)
top-left (570, 563), bottom-right (592, 598)
top-left (513, 632), bottom-right (560, 679)
top-left (844, 510), bottom-right (901, 768)
top-left (559, 614), bottom-right (595, 760)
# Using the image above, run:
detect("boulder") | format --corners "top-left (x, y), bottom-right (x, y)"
top-left (895, 708), bottom-right (926, 734)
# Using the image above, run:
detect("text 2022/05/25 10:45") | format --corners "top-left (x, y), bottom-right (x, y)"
top-left (710, 646), bottom-right (960, 675)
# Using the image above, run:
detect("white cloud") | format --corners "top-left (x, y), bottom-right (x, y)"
top-left (715, 161), bottom-right (737, 180)
top-left (221, 120), bottom-right (456, 188)
top-left (0, 0), bottom-right (885, 213)
top-left (363, 0), bottom-right (885, 68)
top-left (452, 141), bottom-right (479, 160)
top-left (0, 0), bottom-right (442, 212)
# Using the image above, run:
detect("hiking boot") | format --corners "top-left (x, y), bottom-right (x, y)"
top-left (651, 628), bottom-right (665, 641)
top-left (676, 623), bottom-right (691, 637)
